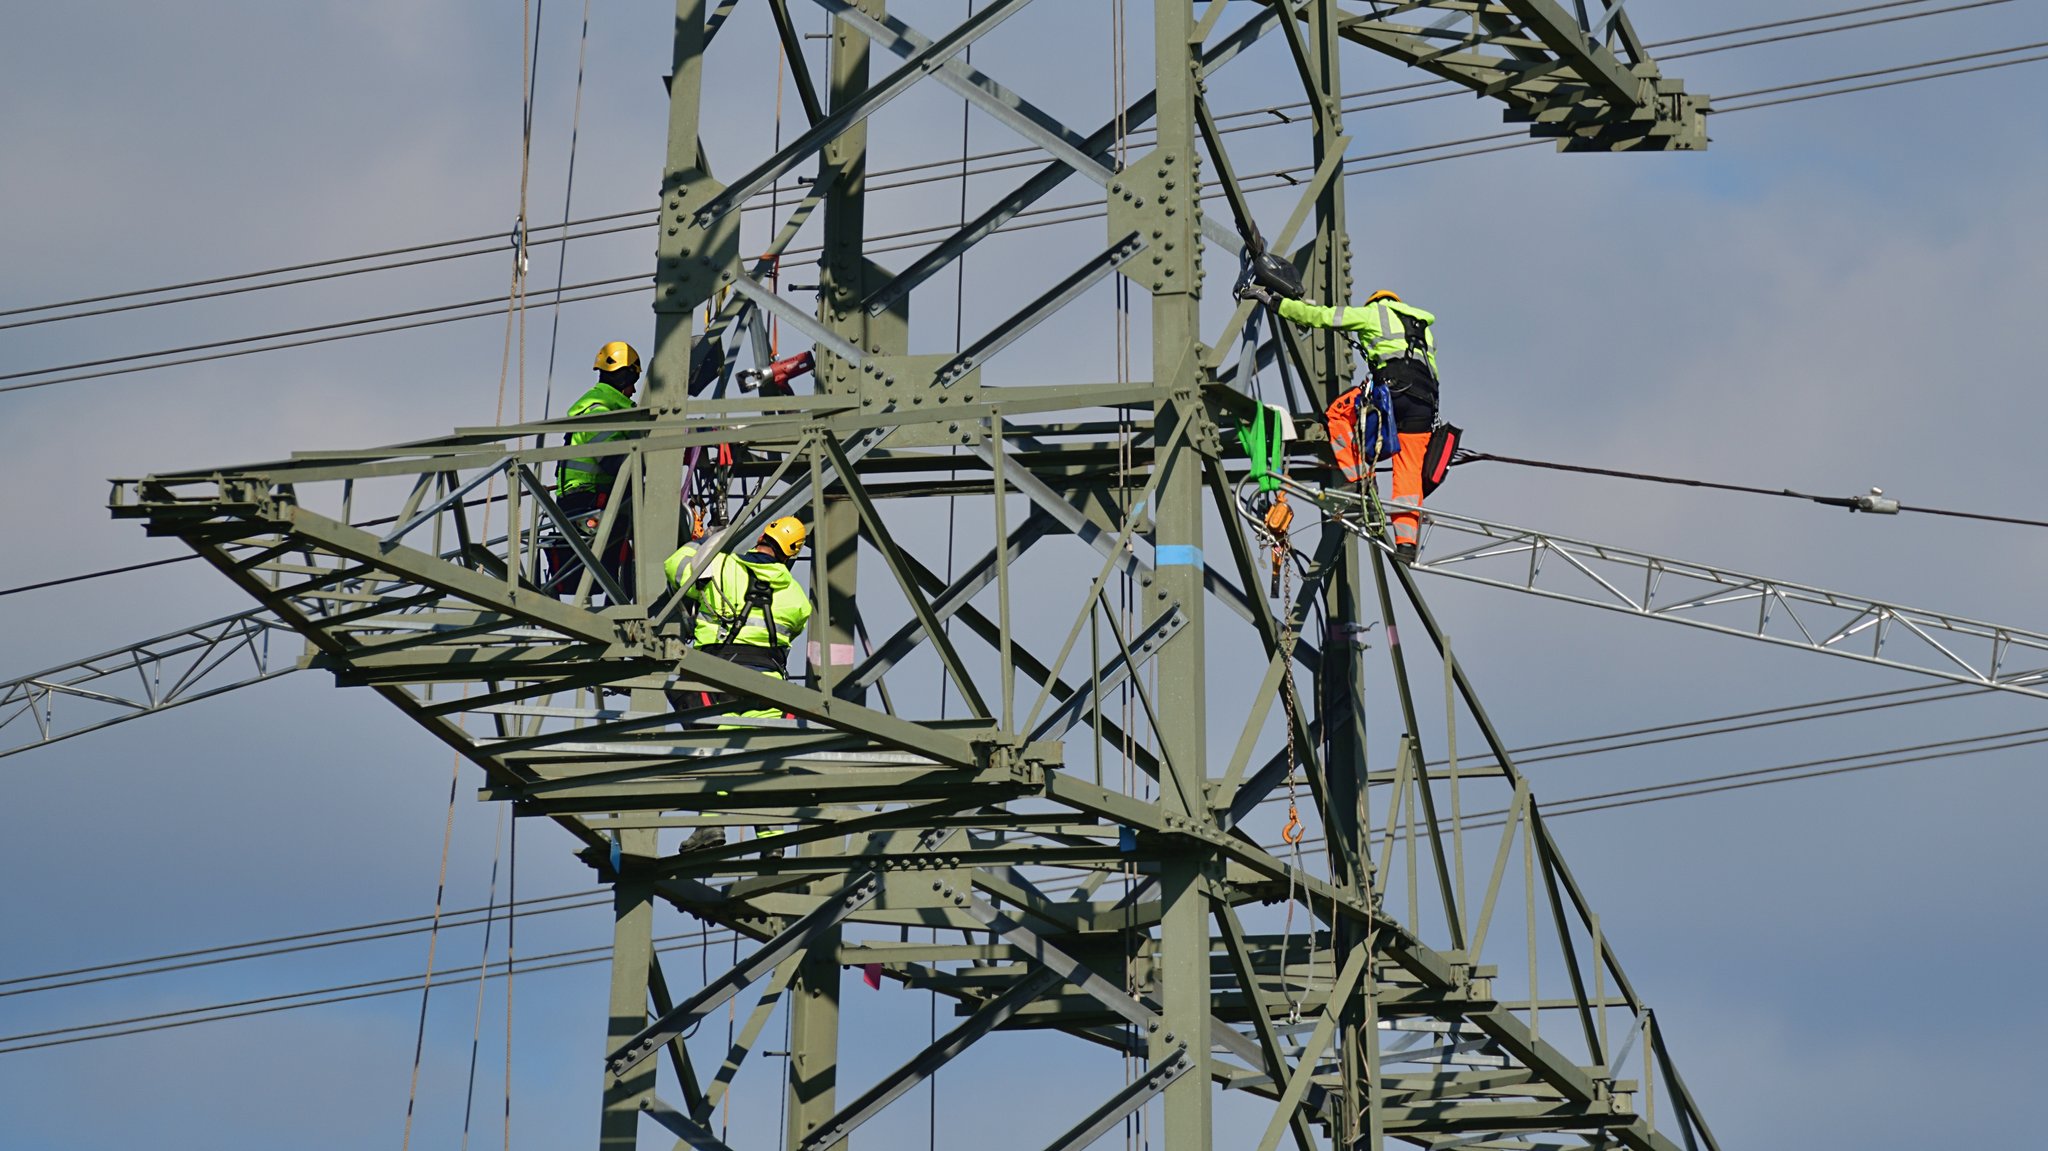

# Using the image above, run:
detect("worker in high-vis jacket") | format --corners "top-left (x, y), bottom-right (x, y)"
top-left (665, 517), bottom-right (813, 852)
top-left (664, 516), bottom-right (813, 709)
top-left (552, 341), bottom-right (643, 595)
top-left (1239, 280), bottom-right (1448, 563)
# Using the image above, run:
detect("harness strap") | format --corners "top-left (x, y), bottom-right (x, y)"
top-left (708, 558), bottom-right (788, 664)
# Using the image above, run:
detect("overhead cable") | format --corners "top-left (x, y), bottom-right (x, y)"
top-left (10, 716), bottom-right (2042, 1055)
top-left (1456, 450), bottom-right (2048, 529)
top-left (0, 890), bottom-right (604, 995)
top-left (0, 492), bottom-right (506, 601)
top-left (0, 0), bottom-right (2001, 335)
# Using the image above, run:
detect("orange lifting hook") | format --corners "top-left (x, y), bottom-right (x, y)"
top-left (1281, 803), bottom-right (1305, 845)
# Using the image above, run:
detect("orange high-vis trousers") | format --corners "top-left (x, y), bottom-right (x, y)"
top-left (1388, 431), bottom-right (1431, 547)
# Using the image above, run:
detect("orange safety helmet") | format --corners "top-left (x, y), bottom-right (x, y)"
top-left (1364, 289), bottom-right (1402, 305)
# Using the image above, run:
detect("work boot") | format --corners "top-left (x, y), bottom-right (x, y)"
top-left (681, 827), bottom-right (726, 853)
top-left (1393, 542), bottom-right (1418, 566)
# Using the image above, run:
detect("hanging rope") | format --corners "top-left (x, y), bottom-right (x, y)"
top-left (538, 0), bottom-right (594, 422)
top-left (501, 805), bottom-right (516, 1150)
top-left (458, 808), bottom-right (506, 1150)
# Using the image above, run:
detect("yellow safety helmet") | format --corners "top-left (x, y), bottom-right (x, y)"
top-left (1365, 290), bottom-right (1402, 305)
top-left (593, 341), bottom-right (642, 373)
top-left (758, 516), bottom-right (808, 559)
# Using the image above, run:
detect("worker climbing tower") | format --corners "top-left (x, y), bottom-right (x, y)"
top-left (112, 3), bottom-right (1715, 1148)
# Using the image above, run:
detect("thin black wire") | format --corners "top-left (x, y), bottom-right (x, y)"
top-left (0, 931), bottom-right (730, 1056)
top-left (0, 493), bottom-right (507, 602)
top-left (10, 39), bottom-right (2034, 399)
top-left (0, 0), bottom-right (1994, 335)
top-left (3, 31), bottom-right (2030, 393)
top-left (1662, 0), bottom-right (2015, 60)
top-left (9, 709), bottom-right (2036, 1056)
top-left (0, 554), bottom-right (196, 598)
top-left (1457, 450), bottom-right (2048, 529)
top-left (0, 895), bottom-right (605, 1000)
top-left (1424, 682), bottom-right (1981, 770)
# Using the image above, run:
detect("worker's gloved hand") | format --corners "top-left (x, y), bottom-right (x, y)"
top-left (1235, 278), bottom-right (1276, 307)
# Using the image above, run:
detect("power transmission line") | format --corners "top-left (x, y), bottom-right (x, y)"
top-left (0, 494), bottom-right (506, 600)
top-left (10, 714), bottom-right (2041, 1055)
top-left (1455, 450), bottom-right (2048, 529)
top-left (14, 39), bottom-right (2038, 399)
top-left (0, 894), bottom-right (608, 999)
top-left (0, 0), bottom-right (1998, 336)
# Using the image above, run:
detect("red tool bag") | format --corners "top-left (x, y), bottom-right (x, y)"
top-left (1421, 424), bottom-right (1461, 496)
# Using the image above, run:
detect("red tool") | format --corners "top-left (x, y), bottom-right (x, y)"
top-left (735, 350), bottom-right (816, 396)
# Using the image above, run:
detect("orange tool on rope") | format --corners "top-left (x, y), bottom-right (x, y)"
top-left (1266, 492), bottom-right (1294, 597)
top-left (1281, 803), bottom-right (1305, 845)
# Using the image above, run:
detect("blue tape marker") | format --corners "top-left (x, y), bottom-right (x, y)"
top-left (1155, 544), bottom-right (1203, 567)
top-left (609, 833), bottom-right (622, 874)
top-left (1119, 826), bottom-right (1138, 854)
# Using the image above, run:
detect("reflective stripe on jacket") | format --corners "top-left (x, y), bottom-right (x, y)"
top-left (558, 382), bottom-right (636, 494)
top-left (1277, 297), bottom-right (1439, 376)
top-left (664, 545), bottom-right (814, 655)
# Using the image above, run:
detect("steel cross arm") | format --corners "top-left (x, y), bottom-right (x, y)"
top-left (793, 967), bottom-right (1063, 1151)
top-left (1392, 504), bottom-right (2048, 701)
top-left (845, 510), bottom-right (1050, 694)
top-left (820, 0), bottom-right (1245, 257)
top-left (688, 0), bottom-right (1033, 231)
top-left (606, 871), bottom-right (882, 1078)
top-left (857, 4), bottom-right (1287, 317)
top-left (1027, 606), bottom-right (1189, 743)
top-left (939, 879), bottom-right (1164, 1033)
top-left (1040, 1048), bottom-right (1195, 1151)
top-left (820, 433), bottom-right (990, 718)
top-left (1251, 943), bottom-right (1368, 1151)
top-left (1322, 2), bottom-right (1703, 150)
top-left (1214, 904), bottom-right (1319, 1151)
top-left (721, 268), bottom-right (863, 366)
top-left (641, 1095), bottom-right (738, 1151)
top-left (513, 466), bottom-right (630, 605)
top-left (1495, 0), bottom-right (1641, 106)
top-left (0, 609), bottom-right (296, 761)
top-left (937, 233), bottom-right (1149, 386)
top-left (667, 648), bottom-right (985, 767)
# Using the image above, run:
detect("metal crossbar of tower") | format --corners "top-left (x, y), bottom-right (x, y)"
top-left (110, 3), bottom-right (1716, 1148)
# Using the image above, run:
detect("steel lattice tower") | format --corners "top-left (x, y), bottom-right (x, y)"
top-left (113, 3), bottom-right (1717, 1148)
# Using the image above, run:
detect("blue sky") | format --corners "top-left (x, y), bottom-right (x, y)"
top-left (4, 2), bottom-right (2047, 1148)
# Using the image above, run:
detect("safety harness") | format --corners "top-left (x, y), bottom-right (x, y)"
top-left (697, 553), bottom-right (792, 674)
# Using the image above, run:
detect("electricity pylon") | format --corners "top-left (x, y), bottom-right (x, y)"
top-left (113, 3), bottom-right (1717, 1148)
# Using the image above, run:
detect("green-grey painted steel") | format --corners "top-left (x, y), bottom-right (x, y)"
top-left (97, 3), bottom-right (1732, 1149)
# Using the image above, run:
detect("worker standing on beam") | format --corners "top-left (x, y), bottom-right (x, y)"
top-left (664, 518), bottom-right (813, 852)
top-left (1239, 277), bottom-right (1453, 564)
top-left (553, 341), bottom-right (643, 596)
top-left (663, 517), bottom-right (814, 711)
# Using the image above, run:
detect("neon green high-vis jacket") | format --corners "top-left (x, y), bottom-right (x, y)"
top-left (557, 382), bottom-right (636, 495)
top-left (1277, 297), bottom-right (1438, 376)
top-left (664, 544), bottom-right (814, 657)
